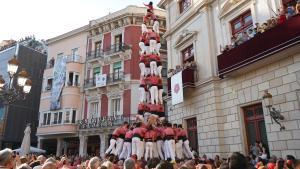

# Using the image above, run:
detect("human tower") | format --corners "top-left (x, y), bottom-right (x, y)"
top-left (105, 2), bottom-right (194, 162)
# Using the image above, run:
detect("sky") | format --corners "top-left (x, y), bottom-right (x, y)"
top-left (0, 0), bottom-right (161, 41)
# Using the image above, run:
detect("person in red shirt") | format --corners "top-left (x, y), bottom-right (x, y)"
top-left (132, 122), bottom-right (147, 160)
top-left (143, 2), bottom-right (157, 23)
top-left (119, 126), bottom-right (133, 160)
top-left (164, 122), bottom-right (176, 162)
top-left (149, 53), bottom-right (158, 76)
top-left (144, 126), bottom-right (156, 160)
top-left (178, 124), bottom-right (195, 159)
top-left (148, 30), bottom-right (157, 54)
top-left (105, 122), bottom-right (129, 156)
top-left (155, 123), bottom-right (165, 160)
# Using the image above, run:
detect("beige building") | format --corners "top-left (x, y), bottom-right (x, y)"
top-left (37, 25), bottom-right (88, 156)
top-left (159, 0), bottom-right (300, 158)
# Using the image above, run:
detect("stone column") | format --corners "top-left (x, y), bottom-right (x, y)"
top-left (99, 133), bottom-right (107, 157)
top-left (37, 137), bottom-right (43, 149)
top-left (79, 135), bottom-right (88, 157)
top-left (56, 138), bottom-right (63, 157)
top-left (63, 141), bottom-right (68, 155)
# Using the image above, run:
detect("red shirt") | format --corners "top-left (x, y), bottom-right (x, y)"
top-left (113, 126), bottom-right (127, 137)
top-left (144, 129), bottom-right (156, 140)
top-left (155, 127), bottom-right (164, 138)
top-left (173, 128), bottom-right (180, 140)
top-left (133, 127), bottom-right (147, 138)
top-left (150, 76), bottom-right (160, 85)
top-left (164, 127), bottom-right (175, 136)
top-left (125, 130), bottom-right (133, 139)
top-left (148, 31), bottom-right (157, 39)
top-left (144, 4), bottom-right (154, 10)
top-left (179, 128), bottom-right (187, 137)
top-left (156, 35), bottom-right (160, 43)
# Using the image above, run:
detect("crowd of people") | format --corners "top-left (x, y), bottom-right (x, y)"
top-left (1, 147), bottom-right (300, 169)
top-left (221, 2), bottom-right (300, 53)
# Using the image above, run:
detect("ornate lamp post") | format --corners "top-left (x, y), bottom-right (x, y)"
top-left (0, 44), bottom-right (32, 104)
top-left (262, 90), bottom-right (285, 130)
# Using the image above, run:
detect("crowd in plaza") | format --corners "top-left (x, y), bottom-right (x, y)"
top-left (0, 147), bottom-right (300, 169)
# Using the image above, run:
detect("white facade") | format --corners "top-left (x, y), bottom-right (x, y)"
top-left (159, 0), bottom-right (300, 158)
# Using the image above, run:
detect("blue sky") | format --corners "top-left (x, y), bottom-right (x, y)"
top-left (0, 0), bottom-right (161, 41)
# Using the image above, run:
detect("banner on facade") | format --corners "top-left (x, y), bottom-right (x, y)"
top-left (96, 74), bottom-right (107, 87)
top-left (50, 56), bottom-right (67, 110)
top-left (171, 71), bottom-right (183, 105)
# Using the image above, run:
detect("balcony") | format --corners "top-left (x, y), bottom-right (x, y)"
top-left (78, 115), bottom-right (135, 130)
top-left (87, 43), bottom-right (131, 61)
top-left (66, 55), bottom-right (82, 63)
top-left (167, 68), bottom-right (196, 95)
top-left (84, 72), bottom-right (125, 89)
top-left (218, 14), bottom-right (300, 78)
top-left (36, 122), bottom-right (77, 136)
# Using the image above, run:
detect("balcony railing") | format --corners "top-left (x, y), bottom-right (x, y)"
top-left (78, 115), bottom-right (135, 129)
top-left (66, 55), bottom-right (82, 63)
top-left (167, 68), bottom-right (196, 95)
top-left (87, 43), bottom-right (131, 61)
top-left (217, 14), bottom-right (300, 78)
top-left (84, 72), bottom-right (125, 88)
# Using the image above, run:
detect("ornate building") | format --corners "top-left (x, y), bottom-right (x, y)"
top-left (159, 0), bottom-right (300, 158)
top-left (78, 5), bottom-right (166, 157)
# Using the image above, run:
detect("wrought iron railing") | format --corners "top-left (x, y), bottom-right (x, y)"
top-left (84, 72), bottom-right (125, 88)
top-left (86, 43), bottom-right (131, 61)
top-left (78, 115), bottom-right (134, 129)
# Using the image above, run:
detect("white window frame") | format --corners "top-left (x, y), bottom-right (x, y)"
top-left (67, 71), bottom-right (80, 87)
top-left (71, 48), bottom-right (80, 62)
top-left (89, 102), bottom-right (99, 119)
top-left (111, 98), bottom-right (121, 117)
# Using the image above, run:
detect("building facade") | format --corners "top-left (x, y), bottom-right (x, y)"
top-left (0, 43), bottom-right (47, 149)
top-left (159, 0), bottom-right (300, 158)
top-left (79, 5), bottom-right (166, 157)
top-left (36, 25), bottom-right (88, 155)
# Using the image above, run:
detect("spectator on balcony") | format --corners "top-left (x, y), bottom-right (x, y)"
top-left (242, 31), bottom-right (250, 42)
top-left (296, 0), bottom-right (300, 14)
top-left (248, 29), bottom-right (256, 39)
top-left (254, 23), bottom-right (261, 35)
top-left (235, 33), bottom-right (244, 45)
top-left (167, 69), bottom-right (174, 78)
top-left (287, 4), bottom-right (296, 19)
top-left (49, 57), bottom-right (55, 67)
top-left (230, 36), bottom-right (237, 49)
top-left (174, 65), bottom-right (182, 74)
top-left (278, 7), bottom-right (287, 24)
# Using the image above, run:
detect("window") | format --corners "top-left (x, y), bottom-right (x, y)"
top-left (46, 78), bottom-right (53, 91)
top-left (53, 112), bottom-right (58, 124)
top-left (90, 102), bottom-right (99, 118)
top-left (243, 104), bottom-right (269, 154)
top-left (113, 61), bottom-right (122, 81)
top-left (71, 48), bottom-right (79, 62)
top-left (111, 98), bottom-right (121, 116)
top-left (58, 112), bottom-right (62, 124)
top-left (181, 45), bottom-right (194, 64)
top-left (95, 41), bottom-right (101, 57)
top-left (93, 67), bottom-right (101, 78)
top-left (65, 110), bottom-right (70, 123)
top-left (46, 113), bottom-right (51, 125)
top-left (186, 117), bottom-right (198, 152)
top-left (67, 72), bottom-right (80, 86)
top-left (43, 113), bottom-right (47, 125)
top-left (179, 0), bottom-right (191, 13)
top-left (72, 110), bottom-right (76, 123)
top-left (230, 10), bottom-right (253, 36)
top-left (115, 34), bottom-right (122, 51)
top-left (162, 61), bottom-right (168, 77)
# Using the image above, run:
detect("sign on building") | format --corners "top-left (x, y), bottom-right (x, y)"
top-left (96, 74), bottom-right (107, 87)
top-left (171, 71), bottom-right (183, 105)
top-left (50, 56), bottom-right (67, 110)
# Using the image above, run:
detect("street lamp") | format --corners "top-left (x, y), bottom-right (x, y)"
top-left (262, 90), bottom-right (285, 131)
top-left (0, 45), bottom-right (32, 104)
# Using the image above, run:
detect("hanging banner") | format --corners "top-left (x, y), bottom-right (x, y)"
top-left (96, 74), bottom-right (107, 87)
top-left (50, 56), bottom-right (67, 110)
top-left (171, 71), bottom-right (183, 105)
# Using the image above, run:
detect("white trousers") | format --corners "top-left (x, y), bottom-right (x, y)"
top-left (149, 39), bottom-right (157, 54)
top-left (176, 140), bottom-right (183, 160)
top-left (139, 42), bottom-right (146, 54)
top-left (156, 43), bottom-right (161, 55)
top-left (146, 91), bottom-right (151, 103)
top-left (150, 86), bottom-right (158, 105)
top-left (142, 23), bottom-right (148, 34)
top-left (156, 140), bottom-right (164, 160)
top-left (158, 89), bottom-right (163, 105)
top-left (153, 20), bottom-right (159, 34)
top-left (145, 142), bottom-right (153, 160)
top-left (164, 139), bottom-right (175, 161)
top-left (119, 141), bottom-right (131, 160)
top-left (132, 137), bottom-right (144, 160)
top-left (145, 67), bottom-right (150, 76)
top-left (139, 62), bottom-right (146, 77)
top-left (105, 138), bottom-right (116, 155)
top-left (150, 61), bottom-right (157, 76)
top-left (139, 87), bottom-right (146, 103)
top-left (183, 140), bottom-right (195, 159)
top-left (157, 65), bottom-right (162, 78)
top-left (115, 138), bottom-right (124, 156)
top-left (152, 142), bottom-right (159, 158)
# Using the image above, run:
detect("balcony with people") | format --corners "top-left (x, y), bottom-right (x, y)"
top-left (167, 45), bottom-right (197, 96)
top-left (217, 6), bottom-right (300, 78)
